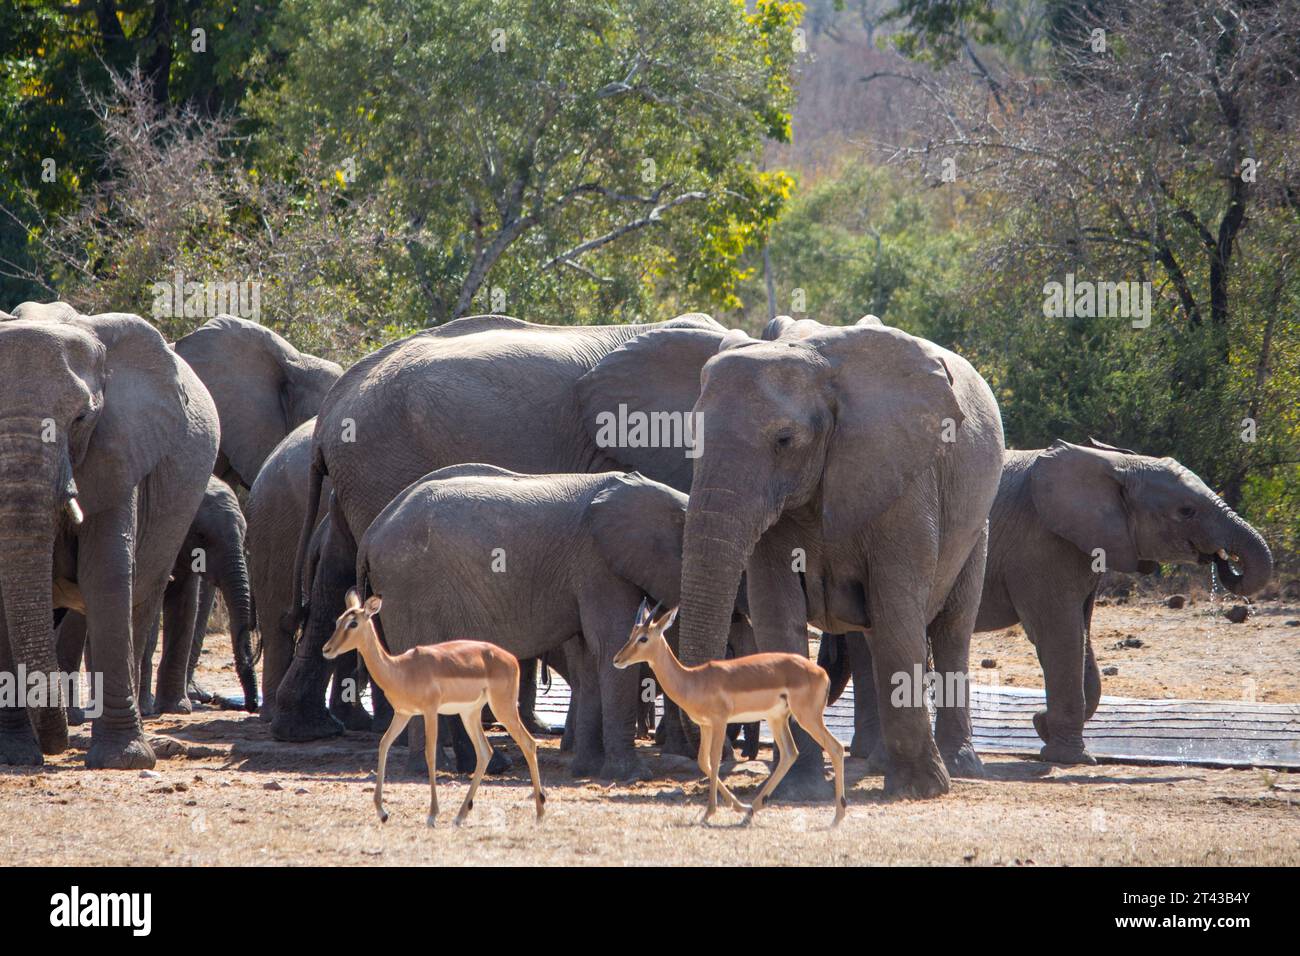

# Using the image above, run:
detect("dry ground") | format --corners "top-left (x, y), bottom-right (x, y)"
top-left (1, 595), bottom-right (1296, 866)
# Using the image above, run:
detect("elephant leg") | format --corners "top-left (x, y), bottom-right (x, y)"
top-left (329, 651), bottom-right (372, 731)
top-left (0, 604), bottom-right (42, 765)
top-left (844, 632), bottom-right (884, 764)
top-left (155, 574), bottom-right (200, 714)
top-left (1024, 596), bottom-right (1096, 765)
top-left (746, 530), bottom-right (829, 802)
top-left (517, 657), bottom-right (546, 736)
top-left (560, 642), bottom-right (581, 753)
top-left (56, 612), bottom-right (89, 726)
top-left (271, 518), bottom-right (352, 742)
top-left (137, 609), bottom-right (161, 716)
top-left (185, 578), bottom-right (217, 703)
top-left (1083, 592), bottom-right (1102, 722)
top-left (582, 592), bottom-right (647, 781)
top-left (865, 544), bottom-right (949, 800)
top-left (930, 527), bottom-right (987, 779)
top-left (568, 640), bottom-right (604, 778)
top-left (81, 498), bottom-right (156, 770)
top-left (258, 592), bottom-right (294, 726)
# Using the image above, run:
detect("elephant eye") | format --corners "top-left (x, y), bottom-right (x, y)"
top-left (774, 432), bottom-right (794, 451)
top-left (1177, 506), bottom-right (1196, 519)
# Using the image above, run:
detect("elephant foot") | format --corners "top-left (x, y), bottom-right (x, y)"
top-left (569, 751), bottom-right (604, 779)
top-left (850, 728), bottom-right (882, 760)
top-left (451, 746), bottom-right (510, 775)
top-left (941, 742), bottom-right (986, 779)
top-left (657, 714), bottom-right (695, 759)
top-left (0, 727), bottom-right (43, 766)
top-left (331, 704), bottom-right (373, 732)
top-left (155, 695), bottom-right (193, 716)
top-left (1039, 741), bottom-right (1097, 765)
top-left (138, 692), bottom-right (157, 717)
top-left (598, 754), bottom-right (652, 783)
top-left (520, 711), bottom-right (557, 737)
top-left (271, 704), bottom-right (344, 742)
top-left (1033, 710), bottom-right (1051, 744)
top-left (770, 760), bottom-right (835, 803)
top-left (67, 706), bottom-right (87, 728)
top-left (883, 753), bottom-right (950, 799)
top-left (237, 673), bottom-right (259, 714)
top-left (86, 733), bottom-right (156, 770)
top-left (863, 741), bottom-right (891, 775)
top-left (187, 680), bottom-right (214, 704)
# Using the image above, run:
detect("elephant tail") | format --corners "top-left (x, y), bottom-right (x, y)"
top-left (538, 652), bottom-right (552, 694)
top-left (284, 442), bottom-right (327, 636)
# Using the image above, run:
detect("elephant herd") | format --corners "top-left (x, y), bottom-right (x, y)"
top-left (0, 302), bottom-right (1272, 805)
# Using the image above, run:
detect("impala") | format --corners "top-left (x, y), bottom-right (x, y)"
top-left (614, 600), bottom-right (846, 825)
top-left (322, 589), bottom-right (546, 826)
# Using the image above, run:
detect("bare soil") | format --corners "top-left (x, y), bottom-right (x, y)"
top-left (2, 596), bottom-right (1296, 866)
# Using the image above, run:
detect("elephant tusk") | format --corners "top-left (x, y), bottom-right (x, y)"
top-left (65, 497), bottom-right (83, 525)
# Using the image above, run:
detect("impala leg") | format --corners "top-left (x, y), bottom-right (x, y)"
top-left (423, 711), bottom-right (440, 826)
top-left (490, 687), bottom-right (547, 822)
top-left (456, 709), bottom-right (492, 826)
top-left (748, 714), bottom-right (798, 822)
top-left (696, 723), bottom-right (718, 824)
top-left (797, 703), bottom-right (847, 826)
top-left (708, 722), bottom-right (730, 820)
top-left (693, 719), bottom-right (747, 814)
top-left (375, 713), bottom-right (411, 824)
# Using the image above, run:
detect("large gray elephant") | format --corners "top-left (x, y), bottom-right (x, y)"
top-left (675, 315), bottom-right (1005, 799)
top-left (0, 302), bottom-right (219, 769)
top-left (138, 476), bottom-right (257, 715)
top-left (172, 315), bottom-right (342, 491)
top-left (274, 313), bottom-right (733, 742)
top-left (827, 438), bottom-right (1274, 766)
top-left (245, 420), bottom-right (331, 723)
top-left (355, 465), bottom-right (687, 779)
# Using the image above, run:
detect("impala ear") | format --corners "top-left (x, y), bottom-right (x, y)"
top-left (364, 595), bottom-right (382, 616)
top-left (636, 597), bottom-right (650, 625)
top-left (345, 588), bottom-right (362, 610)
top-left (654, 605), bottom-right (679, 631)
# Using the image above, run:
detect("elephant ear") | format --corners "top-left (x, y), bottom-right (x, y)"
top-left (72, 312), bottom-right (190, 515)
top-left (589, 473), bottom-right (687, 608)
top-left (174, 315), bottom-right (328, 486)
top-left (1086, 436), bottom-right (1139, 456)
top-left (811, 324), bottom-right (964, 556)
top-left (577, 326), bottom-right (730, 492)
top-left (1029, 440), bottom-right (1142, 572)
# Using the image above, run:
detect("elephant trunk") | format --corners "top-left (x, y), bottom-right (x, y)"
top-left (1206, 501), bottom-right (1273, 597)
top-left (677, 484), bottom-right (772, 668)
top-left (0, 445), bottom-right (70, 754)
top-left (217, 542), bottom-right (258, 712)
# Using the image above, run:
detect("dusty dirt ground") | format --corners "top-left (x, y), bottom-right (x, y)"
top-left (2, 594), bottom-right (1297, 866)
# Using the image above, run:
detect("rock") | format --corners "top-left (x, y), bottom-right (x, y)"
top-left (295, 787), bottom-right (310, 795)
top-left (1224, 605), bottom-right (1250, 624)
top-left (1286, 620), bottom-right (1300, 627)
top-left (263, 780), bottom-right (284, 791)
top-left (1115, 635), bottom-right (1144, 649)
top-left (1281, 579), bottom-right (1300, 601)
top-left (139, 770), bottom-right (161, 780)
top-left (980, 658), bottom-right (998, 669)
top-left (1102, 665), bottom-right (1119, 676)
top-left (1166, 594), bottom-right (1187, 609)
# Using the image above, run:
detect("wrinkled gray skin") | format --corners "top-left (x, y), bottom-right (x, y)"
top-left (246, 420), bottom-right (332, 724)
top-left (674, 314), bottom-right (1004, 799)
top-left (173, 315), bottom-right (342, 491)
top-left (137, 476), bottom-right (257, 715)
top-left (275, 313), bottom-right (733, 743)
top-left (356, 466), bottom-right (687, 780)
top-left (830, 438), bottom-right (1273, 766)
top-left (0, 302), bottom-right (218, 769)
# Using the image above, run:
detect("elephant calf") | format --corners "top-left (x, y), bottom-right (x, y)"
top-left (355, 465), bottom-right (687, 780)
top-left (139, 477), bottom-right (257, 715)
top-left (833, 439), bottom-right (1273, 765)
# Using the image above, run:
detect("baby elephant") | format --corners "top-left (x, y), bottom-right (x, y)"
top-left (323, 589), bottom-right (544, 826)
top-left (356, 464), bottom-right (686, 781)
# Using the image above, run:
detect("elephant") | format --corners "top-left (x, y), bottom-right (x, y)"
top-left (0, 302), bottom-right (219, 769)
top-left (354, 465), bottom-right (688, 780)
top-left (172, 315), bottom-right (342, 491)
top-left (674, 314), bottom-right (1005, 799)
top-left (824, 438), bottom-right (1274, 766)
top-left (274, 312), bottom-right (737, 743)
top-left (137, 476), bottom-right (257, 715)
top-left (245, 419), bottom-right (332, 724)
